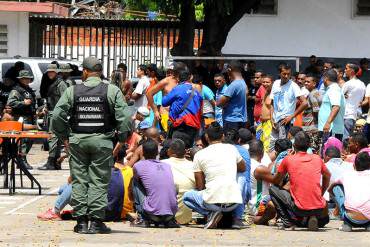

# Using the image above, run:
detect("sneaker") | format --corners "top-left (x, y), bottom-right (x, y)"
top-left (163, 219), bottom-right (180, 228)
top-left (307, 216), bottom-right (319, 231)
top-left (130, 218), bottom-right (151, 228)
top-left (204, 211), bottom-right (223, 229)
top-left (231, 218), bottom-right (248, 229)
top-left (37, 208), bottom-right (61, 221)
top-left (366, 225), bottom-right (370, 232)
top-left (339, 223), bottom-right (352, 232)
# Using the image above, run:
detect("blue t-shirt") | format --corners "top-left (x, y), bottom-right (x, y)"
top-left (234, 145), bottom-right (251, 201)
top-left (215, 84), bottom-right (228, 126)
top-left (318, 83), bottom-right (345, 134)
top-left (223, 79), bottom-right (247, 123)
top-left (270, 80), bottom-right (302, 123)
top-left (202, 85), bottom-right (215, 100)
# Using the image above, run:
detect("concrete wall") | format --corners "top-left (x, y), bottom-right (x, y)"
top-left (222, 0), bottom-right (370, 58)
top-left (0, 12), bottom-right (29, 57)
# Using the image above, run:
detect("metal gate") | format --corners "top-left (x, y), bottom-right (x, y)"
top-left (29, 16), bottom-right (203, 77)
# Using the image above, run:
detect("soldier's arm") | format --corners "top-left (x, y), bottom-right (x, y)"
top-left (7, 90), bottom-right (26, 111)
top-left (51, 87), bottom-right (73, 140)
top-left (108, 85), bottom-right (132, 143)
top-left (58, 81), bottom-right (68, 95)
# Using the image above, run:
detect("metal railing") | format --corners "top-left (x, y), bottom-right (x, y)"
top-left (29, 15), bottom-right (203, 78)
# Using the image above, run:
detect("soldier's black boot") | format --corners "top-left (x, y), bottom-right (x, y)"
top-left (20, 156), bottom-right (33, 170)
top-left (74, 216), bottom-right (89, 234)
top-left (38, 157), bottom-right (56, 170)
top-left (88, 218), bottom-right (111, 234)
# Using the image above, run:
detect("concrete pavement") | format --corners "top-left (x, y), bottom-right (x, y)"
top-left (0, 145), bottom-right (369, 246)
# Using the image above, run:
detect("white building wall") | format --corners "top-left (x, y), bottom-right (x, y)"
top-left (222, 0), bottom-right (370, 58)
top-left (0, 12), bottom-right (29, 57)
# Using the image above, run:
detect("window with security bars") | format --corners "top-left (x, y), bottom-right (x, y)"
top-left (250, 0), bottom-right (278, 15)
top-left (0, 25), bottom-right (7, 57)
top-left (354, 0), bottom-right (370, 16)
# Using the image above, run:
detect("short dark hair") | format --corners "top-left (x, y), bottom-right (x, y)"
top-left (192, 73), bottom-right (203, 84)
top-left (142, 139), bottom-right (158, 159)
top-left (227, 60), bottom-right (243, 73)
top-left (351, 133), bottom-right (368, 149)
top-left (325, 146), bottom-right (341, 159)
top-left (275, 139), bottom-right (292, 154)
top-left (354, 152), bottom-right (370, 171)
top-left (346, 63), bottom-right (360, 74)
top-left (288, 126), bottom-right (303, 138)
top-left (214, 73), bottom-right (225, 79)
top-left (293, 131), bottom-right (310, 152)
top-left (263, 74), bottom-right (274, 81)
top-left (224, 129), bottom-right (239, 145)
top-left (159, 139), bottom-right (171, 160)
top-left (305, 74), bottom-right (319, 84)
top-left (279, 64), bottom-right (291, 73)
top-left (316, 59), bottom-right (324, 67)
top-left (116, 147), bottom-right (126, 162)
top-left (323, 69), bottom-right (338, 82)
top-left (238, 128), bottom-right (253, 144)
top-left (169, 139), bottom-right (186, 157)
top-left (138, 64), bottom-right (148, 74)
top-left (360, 58), bottom-right (369, 66)
top-left (249, 140), bottom-right (264, 159)
top-left (206, 122), bottom-right (223, 142)
top-left (117, 63), bottom-right (127, 71)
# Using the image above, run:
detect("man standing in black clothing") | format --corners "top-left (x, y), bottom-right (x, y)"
top-left (4, 61), bottom-right (24, 85)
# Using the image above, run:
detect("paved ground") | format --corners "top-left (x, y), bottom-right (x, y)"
top-left (0, 145), bottom-right (370, 246)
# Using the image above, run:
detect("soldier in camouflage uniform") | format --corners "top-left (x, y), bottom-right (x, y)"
top-left (51, 57), bottom-right (132, 234)
top-left (7, 70), bottom-right (36, 170)
top-left (39, 64), bottom-right (69, 170)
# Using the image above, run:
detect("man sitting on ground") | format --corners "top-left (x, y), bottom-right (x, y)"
top-left (269, 131), bottom-right (331, 231)
top-left (132, 139), bottom-right (178, 227)
top-left (344, 133), bottom-right (370, 163)
top-left (248, 140), bottom-right (276, 225)
top-left (183, 122), bottom-right (246, 229)
top-left (329, 152), bottom-right (370, 232)
top-left (162, 139), bottom-right (196, 225)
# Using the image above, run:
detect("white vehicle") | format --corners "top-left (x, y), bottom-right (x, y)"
top-left (0, 57), bottom-right (82, 98)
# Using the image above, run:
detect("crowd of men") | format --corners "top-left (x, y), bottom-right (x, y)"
top-left (0, 55), bottom-right (369, 233)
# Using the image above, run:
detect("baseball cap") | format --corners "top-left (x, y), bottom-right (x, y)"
top-left (82, 57), bottom-right (102, 72)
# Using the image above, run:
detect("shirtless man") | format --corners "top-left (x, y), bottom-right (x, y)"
top-left (146, 64), bottom-right (184, 121)
top-left (125, 127), bottom-right (161, 167)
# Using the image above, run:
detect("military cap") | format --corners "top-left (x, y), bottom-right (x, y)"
top-left (82, 57), bottom-right (102, 72)
top-left (46, 64), bottom-right (58, 73)
top-left (59, 63), bottom-right (73, 73)
top-left (17, 70), bottom-right (34, 79)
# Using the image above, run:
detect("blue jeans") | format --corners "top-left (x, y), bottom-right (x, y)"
top-left (55, 183), bottom-right (72, 211)
top-left (233, 173), bottom-right (250, 220)
top-left (183, 190), bottom-right (238, 217)
top-left (343, 119), bottom-right (355, 140)
top-left (332, 185), bottom-right (370, 227)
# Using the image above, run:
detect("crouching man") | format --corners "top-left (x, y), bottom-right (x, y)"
top-left (183, 122), bottom-right (246, 229)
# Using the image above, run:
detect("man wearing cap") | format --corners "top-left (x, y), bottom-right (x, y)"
top-left (59, 64), bottom-right (76, 87)
top-left (39, 64), bottom-right (70, 170)
top-left (7, 70), bottom-right (36, 170)
top-left (51, 57), bottom-right (132, 234)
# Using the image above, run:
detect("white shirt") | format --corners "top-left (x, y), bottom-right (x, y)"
top-left (133, 76), bottom-right (150, 109)
top-left (163, 157), bottom-right (195, 194)
top-left (301, 87), bottom-right (310, 98)
top-left (248, 158), bottom-right (270, 215)
top-left (193, 143), bottom-right (242, 204)
top-left (342, 78), bottom-right (366, 120)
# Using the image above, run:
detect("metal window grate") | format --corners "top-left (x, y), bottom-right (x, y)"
top-left (0, 25), bottom-right (7, 57)
top-left (250, 0), bottom-right (278, 15)
top-left (356, 0), bottom-right (370, 16)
